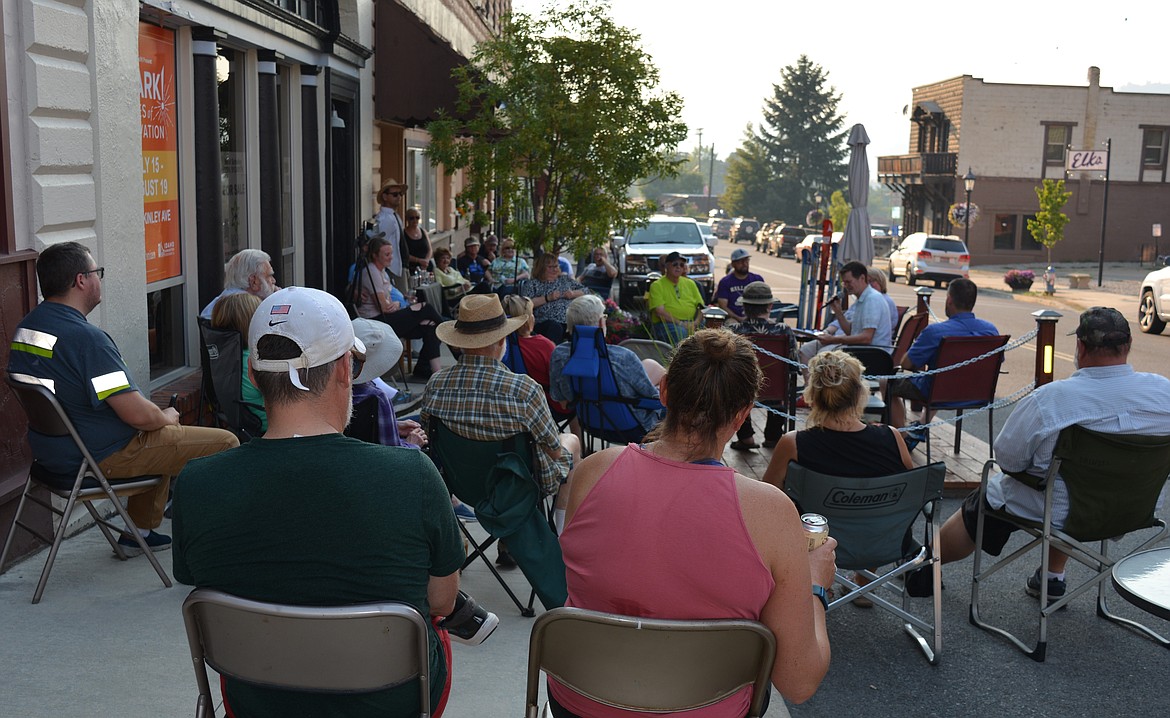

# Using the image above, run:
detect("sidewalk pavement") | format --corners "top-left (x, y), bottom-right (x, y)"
top-left (963, 260), bottom-right (1148, 317)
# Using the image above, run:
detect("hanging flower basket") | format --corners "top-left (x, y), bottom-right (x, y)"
top-left (1003, 269), bottom-right (1035, 292)
top-left (948, 202), bottom-right (980, 229)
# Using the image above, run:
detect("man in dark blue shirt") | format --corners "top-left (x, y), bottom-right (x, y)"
top-left (8, 242), bottom-right (237, 554)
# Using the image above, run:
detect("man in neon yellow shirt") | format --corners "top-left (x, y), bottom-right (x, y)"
top-left (648, 251), bottom-right (704, 345)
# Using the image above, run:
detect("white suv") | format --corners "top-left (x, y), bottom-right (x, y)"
top-left (888, 233), bottom-right (970, 287)
top-left (614, 215), bottom-right (716, 310)
top-left (1138, 258), bottom-right (1170, 334)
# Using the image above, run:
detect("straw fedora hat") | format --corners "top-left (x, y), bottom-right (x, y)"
top-left (378, 177), bottom-right (408, 195)
top-left (435, 294), bottom-right (526, 349)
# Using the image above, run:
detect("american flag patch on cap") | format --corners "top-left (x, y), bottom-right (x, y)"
top-left (270, 304), bottom-right (291, 315)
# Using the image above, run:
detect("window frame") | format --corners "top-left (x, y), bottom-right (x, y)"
top-left (1140, 125), bottom-right (1168, 169)
top-left (1041, 122), bottom-right (1073, 166)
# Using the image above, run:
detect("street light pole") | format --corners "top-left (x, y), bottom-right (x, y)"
top-left (963, 167), bottom-right (976, 246)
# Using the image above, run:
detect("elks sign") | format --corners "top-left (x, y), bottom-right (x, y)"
top-left (1066, 150), bottom-right (1108, 172)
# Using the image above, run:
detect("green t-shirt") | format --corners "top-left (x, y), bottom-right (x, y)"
top-left (647, 275), bottom-right (703, 324)
top-left (173, 434), bottom-right (464, 717)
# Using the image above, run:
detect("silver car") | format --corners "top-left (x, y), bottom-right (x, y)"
top-left (888, 233), bottom-right (970, 287)
top-left (1138, 258), bottom-right (1170, 334)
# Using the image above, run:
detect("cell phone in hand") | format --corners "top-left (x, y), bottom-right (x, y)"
top-left (168, 393), bottom-right (179, 409)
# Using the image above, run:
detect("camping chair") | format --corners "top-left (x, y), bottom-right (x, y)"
top-left (0, 373), bottom-right (172, 604)
top-left (840, 346), bottom-right (895, 425)
top-left (502, 334), bottom-right (573, 432)
top-left (749, 333), bottom-right (798, 433)
top-left (562, 325), bottom-right (664, 453)
top-left (427, 418), bottom-right (565, 616)
top-left (969, 425), bottom-right (1170, 661)
top-left (525, 607), bottom-right (776, 718)
top-left (181, 588), bottom-right (431, 718)
top-left (785, 461), bottom-right (948, 664)
top-left (198, 320), bottom-right (264, 442)
top-left (617, 338), bottom-right (675, 366)
top-left (919, 334), bottom-right (1009, 462)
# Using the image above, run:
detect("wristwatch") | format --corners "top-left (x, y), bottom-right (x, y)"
top-left (811, 584), bottom-right (829, 611)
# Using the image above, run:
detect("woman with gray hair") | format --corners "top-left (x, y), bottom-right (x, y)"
top-left (549, 294), bottom-right (666, 437)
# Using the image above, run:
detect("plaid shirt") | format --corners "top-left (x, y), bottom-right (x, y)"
top-left (421, 354), bottom-right (568, 495)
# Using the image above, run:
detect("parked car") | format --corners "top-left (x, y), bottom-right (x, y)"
top-left (730, 217), bottom-right (760, 244)
top-left (698, 222), bottom-right (717, 248)
top-left (887, 232), bottom-right (970, 287)
top-left (615, 215), bottom-right (716, 310)
top-left (710, 217), bottom-right (734, 240)
top-left (1138, 257), bottom-right (1170, 334)
top-left (755, 220), bottom-right (782, 253)
top-left (794, 231), bottom-right (843, 263)
top-left (870, 224), bottom-right (895, 258)
top-left (773, 224), bottom-right (810, 257)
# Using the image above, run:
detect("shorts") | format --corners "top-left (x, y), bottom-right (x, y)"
top-left (889, 377), bottom-right (928, 404)
top-left (959, 490), bottom-right (1020, 557)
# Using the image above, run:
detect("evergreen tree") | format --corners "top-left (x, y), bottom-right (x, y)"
top-left (722, 126), bottom-right (774, 219)
top-left (755, 55), bottom-right (848, 221)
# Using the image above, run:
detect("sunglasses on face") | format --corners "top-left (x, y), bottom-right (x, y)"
top-left (407, 215), bottom-right (420, 221)
top-left (669, 261), bottom-right (686, 268)
top-left (383, 190), bottom-right (402, 197)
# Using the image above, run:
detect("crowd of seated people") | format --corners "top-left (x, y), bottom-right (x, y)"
top-left (521, 253), bottom-right (588, 344)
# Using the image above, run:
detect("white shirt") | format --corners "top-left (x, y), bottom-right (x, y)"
top-left (377, 206), bottom-right (404, 278)
top-left (850, 285), bottom-right (893, 351)
top-left (986, 364), bottom-right (1170, 524)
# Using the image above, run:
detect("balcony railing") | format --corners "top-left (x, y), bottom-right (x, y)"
top-left (877, 153), bottom-right (957, 181)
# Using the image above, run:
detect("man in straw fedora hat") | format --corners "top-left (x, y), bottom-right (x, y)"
top-left (423, 294), bottom-right (581, 571)
top-left (375, 177), bottom-right (409, 290)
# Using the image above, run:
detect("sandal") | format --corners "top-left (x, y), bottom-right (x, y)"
top-left (729, 440), bottom-right (759, 451)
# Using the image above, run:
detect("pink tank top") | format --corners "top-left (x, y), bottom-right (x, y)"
top-left (551, 444), bottom-right (775, 718)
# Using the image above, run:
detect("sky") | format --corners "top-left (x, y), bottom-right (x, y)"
top-left (510, 1), bottom-right (1170, 174)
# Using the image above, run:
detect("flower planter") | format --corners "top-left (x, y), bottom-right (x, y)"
top-left (1006, 281), bottom-right (1034, 293)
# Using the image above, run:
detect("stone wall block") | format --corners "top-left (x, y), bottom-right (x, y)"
top-left (25, 53), bottom-right (91, 116)
top-left (28, 116), bottom-right (93, 171)
top-left (31, 174), bottom-right (96, 231)
top-left (25, 0), bottom-right (90, 62)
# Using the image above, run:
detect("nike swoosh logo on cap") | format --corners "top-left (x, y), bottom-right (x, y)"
top-left (268, 319), bottom-right (288, 327)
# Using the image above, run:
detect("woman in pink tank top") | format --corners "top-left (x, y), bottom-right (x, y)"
top-left (551, 330), bottom-right (837, 718)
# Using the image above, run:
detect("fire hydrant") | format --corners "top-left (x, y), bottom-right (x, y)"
top-left (1043, 265), bottom-right (1056, 295)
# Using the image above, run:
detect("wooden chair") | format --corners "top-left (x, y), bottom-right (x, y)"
top-left (920, 335), bottom-right (1010, 462)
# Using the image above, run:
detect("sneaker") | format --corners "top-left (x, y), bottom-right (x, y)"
top-left (762, 438), bottom-right (779, 449)
top-left (439, 591), bottom-right (499, 646)
top-left (114, 531), bottom-right (171, 558)
top-left (453, 502), bottom-right (477, 522)
top-left (495, 543), bottom-right (517, 570)
top-left (1025, 568), bottom-right (1067, 609)
top-left (902, 426), bottom-right (927, 453)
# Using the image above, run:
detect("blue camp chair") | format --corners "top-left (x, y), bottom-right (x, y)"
top-left (503, 334), bottom-right (574, 431)
top-left (561, 326), bottom-right (664, 453)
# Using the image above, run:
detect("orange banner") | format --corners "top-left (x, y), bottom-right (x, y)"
top-left (139, 23), bottom-right (181, 283)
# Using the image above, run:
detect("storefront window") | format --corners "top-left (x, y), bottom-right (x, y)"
top-left (147, 285), bottom-right (185, 377)
top-left (278, 67), bottom-right (295, 283)
top-left (993, 214), bottom-right (1016, 251)
top-left (1020, 214), bottom-right (1042, 251)
top-left (217, 49), bottom-right (248, 259)
top-left (407, 146), bottom-right (437, 232)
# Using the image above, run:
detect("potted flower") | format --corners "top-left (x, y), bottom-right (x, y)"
top-left (1004, 269), bottom-right (1035, 292)
top-left (603, 298), bottom-right (639, 344)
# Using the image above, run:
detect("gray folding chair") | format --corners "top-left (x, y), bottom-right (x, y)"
top-left (970, 425), bottom-right (1170, 661)
top-left (0, 373), bottom-right (172, 603)
top-left (525, 607), bottom-right (776, 718)
top-left (617, 338), bottom-right (675, 366)
top-left (181, 588), bottom-right (432, 718)
top-left (785, 461), bottom-right (948, 664)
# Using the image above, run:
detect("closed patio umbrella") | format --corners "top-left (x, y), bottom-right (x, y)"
top-left (839, 123), bottom-right (873, 267)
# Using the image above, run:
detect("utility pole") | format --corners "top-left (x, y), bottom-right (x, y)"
top-left (708, 144), bottom-right (716, 216)
top-left (696, 129), bottom-right (703, 213)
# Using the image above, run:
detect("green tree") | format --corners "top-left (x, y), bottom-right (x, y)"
top-left (1026, 179), bottom-right (1073, 264)
top-left (722, 127), bottom-right (774, 219)
top-left (426, 1), bottom-right (687, 257)
top-left (828, 190), bottom-right (851, 232)
top-left (754, 55), bottom-right (848, 220)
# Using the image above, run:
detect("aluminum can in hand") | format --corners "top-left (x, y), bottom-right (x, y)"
top-left (801, 513), bottom-right (829, 552)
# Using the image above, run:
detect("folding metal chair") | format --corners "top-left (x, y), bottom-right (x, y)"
top-left (0, 373), bottom-right (172, 603)
top-left (617, 338), bottom-right (675, 366)
top-left (562, 326), bottom-right (664, 453)
top-left (919, 334), bottom-right (1009, 462)
top-left (785, 461), bottom-right (948, 664)
top-left (970, 425), bottom-right (1170, 661)
top-left (525, 607), bottom-right (776, 718)
top-left (428, 418), bottom-right (564, 616)
top-left (181, 588), bottom-right (431, 718)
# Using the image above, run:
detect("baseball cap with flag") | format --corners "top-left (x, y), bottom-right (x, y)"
top-left (249, 287), bottom-right (365, 391)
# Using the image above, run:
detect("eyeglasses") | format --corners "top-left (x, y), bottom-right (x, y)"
top-left (80, 267), bottom-right (105, 279)
top-left (351, 350), bottom-right (365, 378)
top-left (669, 261), bottom-right (686, 268)
top-left (383, 190), bottom-right (402, 197)
top-left (406, 215), bottom-right (420, 221)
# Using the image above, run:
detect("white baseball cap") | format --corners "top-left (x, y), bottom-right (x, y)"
top-left (351, 319), bottom-right (403, 385)
top-left (249, 286), bottom-right (365, 391)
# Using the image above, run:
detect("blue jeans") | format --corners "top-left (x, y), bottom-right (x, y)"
top-left (652, 321), bottom-right (688, 345)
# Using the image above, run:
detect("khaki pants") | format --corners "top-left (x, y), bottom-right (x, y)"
top-left (99, 425), bottom-right (239, 529)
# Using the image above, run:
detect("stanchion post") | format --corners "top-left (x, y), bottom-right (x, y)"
top-left (1032, 309), bottom-right (1062, 387)
top-left (915, 286), bottom-right (933, 314)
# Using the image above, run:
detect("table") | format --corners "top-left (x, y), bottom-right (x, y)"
top-left (1111, 547), bottom-right (1170, 621)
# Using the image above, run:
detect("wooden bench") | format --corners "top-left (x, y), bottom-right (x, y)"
top-left (1066, 273), bottom-right (1090, 289)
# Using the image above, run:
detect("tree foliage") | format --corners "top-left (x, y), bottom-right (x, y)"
top-left (426, 1), bottom-right (687, 256)
top-left (828, 190), bottom-right (851, 232)
top-left (749, 55), bottom-right (848, 221)
top-left (722, 127), bottom-right (774, 219)
top-left (1026, 179), bottom-right (1072, 263)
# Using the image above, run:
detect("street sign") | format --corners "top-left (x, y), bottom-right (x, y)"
top-left (1066, 150), bottom-right (1108, 172)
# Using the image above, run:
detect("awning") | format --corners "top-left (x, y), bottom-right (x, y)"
top-left (374, 0), bottom-right (469, 127)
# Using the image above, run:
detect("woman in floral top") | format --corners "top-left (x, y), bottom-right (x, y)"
top-left (521, 252), bottom-right (587, 343)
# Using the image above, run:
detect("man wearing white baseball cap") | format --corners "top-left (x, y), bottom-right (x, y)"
top-left (172, 287), bottom-right (473, 716)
